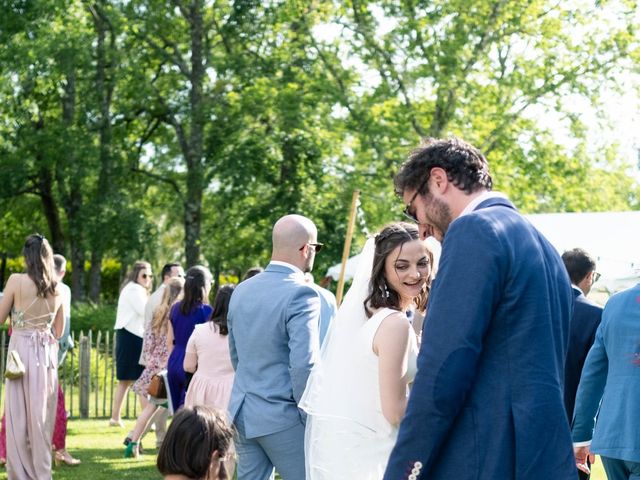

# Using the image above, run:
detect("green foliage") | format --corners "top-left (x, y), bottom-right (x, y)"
top-left (71, 302), bottom-right (117, 332)
top-left (0, 0), bottom-right (638, 296)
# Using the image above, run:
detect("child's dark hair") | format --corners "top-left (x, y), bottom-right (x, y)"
top-left (210, 285), bottom-right (235, 336)
top-left (180, 266), bottom-right (212, 315)
top-left (157, 405), bottom-right (234, 479)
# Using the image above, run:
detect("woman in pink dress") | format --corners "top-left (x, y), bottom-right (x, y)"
top-left (184, 284), bottom-right (235, 410)
top-left (184, 284), bottom-right (236, 475)
top-left (0, 234), bottom-right (65, 479)
top-left (124, 276), bottom-right (184, 458)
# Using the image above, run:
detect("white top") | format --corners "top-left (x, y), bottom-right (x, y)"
top-left (302, 307), bottom-right (418, 435)
top-left (114, 282), bottom-right (148, 337)
top-left (58, 282), bottom-right (71, 321)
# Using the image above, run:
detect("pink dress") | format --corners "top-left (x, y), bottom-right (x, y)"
top-left (6, 297), bottom-right (58, 479)
top-left (183, 323), bottom-right (234, 411)
top-left (132, 328), bottom-right (169, 397)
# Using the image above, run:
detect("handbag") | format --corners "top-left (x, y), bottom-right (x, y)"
top-left (5, 350), bottom-right (26, 380)
top-left (147, 373), bottom-right (167, 399)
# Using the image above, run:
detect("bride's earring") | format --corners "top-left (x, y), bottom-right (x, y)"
top-left (383, 282), bottom-right (390, 298)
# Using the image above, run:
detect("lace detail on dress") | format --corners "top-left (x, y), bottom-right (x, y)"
top-left (11, 296), bottom-right (55, 331)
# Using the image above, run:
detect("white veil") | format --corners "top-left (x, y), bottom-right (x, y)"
top-left (300, 236), bottom-right (376, 422)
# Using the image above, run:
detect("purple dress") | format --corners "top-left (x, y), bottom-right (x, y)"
top-left (167, 302), bottom-right (212, 411)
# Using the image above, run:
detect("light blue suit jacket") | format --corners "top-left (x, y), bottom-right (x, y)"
top-left (572, 283), bottom-right (640, 463)
top-left (228, 262), bottom-right (321, 439)
top-left (384, 196), bottom-right (576, 480)
top-left (311, 284), bottom-right (337, 346)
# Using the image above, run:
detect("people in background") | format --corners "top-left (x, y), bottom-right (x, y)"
top-left (167, 266), bottom-right (213, 411)
top-left (561, 247), bottom-right (603, 480)
top-left (572, 282), bottom-right (640, 480)
top-left (184, 284), bottom-right (236, 476)
top-left (110, 261), bottom-right (153, 428)
top-left (125, 277), bottom-right (184, 458)
top-left (51, 254), bottom-right (81, 466)
top-left (140, 262), bottom-right (184, 447)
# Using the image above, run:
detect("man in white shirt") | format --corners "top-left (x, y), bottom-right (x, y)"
top-left (140, 262), bottom-right (184, 447)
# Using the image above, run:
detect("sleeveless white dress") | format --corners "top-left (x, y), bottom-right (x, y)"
top-left (301, 305), bottom-right (418, 480)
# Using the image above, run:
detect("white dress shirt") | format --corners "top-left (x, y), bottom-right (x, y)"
top-left (114, 282), bottom-right (148, 338)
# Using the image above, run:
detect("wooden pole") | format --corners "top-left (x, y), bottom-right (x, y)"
top-left (336, 190), bottom-right (360, 305)
top-left (79, 334), bottom-right (90, 418)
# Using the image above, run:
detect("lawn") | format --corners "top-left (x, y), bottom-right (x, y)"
top-left (0, 417), bottom-right (608, 479)
top-left (0, 419), bottom-right (159, 479)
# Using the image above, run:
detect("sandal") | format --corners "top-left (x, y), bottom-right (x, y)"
top-left (54, 449), bottom-right (81, 466)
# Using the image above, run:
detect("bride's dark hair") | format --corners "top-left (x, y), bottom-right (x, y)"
top-left (364, 222), bottom-right (432, 318)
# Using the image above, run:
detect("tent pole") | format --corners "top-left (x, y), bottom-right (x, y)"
top-left (336, 190), bottom-right (360, 305)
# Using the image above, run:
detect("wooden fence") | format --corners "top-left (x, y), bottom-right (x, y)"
top-left (0, 329), bottom-right (140, 419)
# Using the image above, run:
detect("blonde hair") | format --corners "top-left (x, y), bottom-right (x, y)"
top-left (152, 277), bottom-right (184, 335)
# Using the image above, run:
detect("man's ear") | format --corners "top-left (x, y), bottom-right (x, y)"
top-left (429, 167), bottom-right (448, 193)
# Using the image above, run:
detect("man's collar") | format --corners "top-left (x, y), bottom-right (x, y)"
top-left (459, 191), bottom-right (508, 217)
top-left (269, 260), bottom-right (303, 275)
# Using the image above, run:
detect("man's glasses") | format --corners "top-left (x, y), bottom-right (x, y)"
top-left (592, 271), bottom-right (601, 283)
top-left (299, 243), bottom-right (324, 253)
top-left (403, 176), bottom-right (430, 223)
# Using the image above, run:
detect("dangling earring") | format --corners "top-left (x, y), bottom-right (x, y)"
top-left (383, 282), bottom-right (390, 298)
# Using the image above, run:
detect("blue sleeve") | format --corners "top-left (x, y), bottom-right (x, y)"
top-left (384, 216), bottom-right (504, 478)
top-left (571, 321), bottom-right (608, 442)
top-left (287, 285), bottom-right (321, 406)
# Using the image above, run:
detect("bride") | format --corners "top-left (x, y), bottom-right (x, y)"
top-left (301, 222), bottom-right (433, 480)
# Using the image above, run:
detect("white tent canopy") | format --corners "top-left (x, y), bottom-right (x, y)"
top-left (325, 253), bottom-right (362, 282)
top-left (525, 211), bottom-right (640, 293)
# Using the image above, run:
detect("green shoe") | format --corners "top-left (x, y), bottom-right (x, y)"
top-left (124, 441), bottom-right (139, 458)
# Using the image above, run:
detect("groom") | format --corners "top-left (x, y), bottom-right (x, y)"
top-left (384, 138), bottom-right (577, 480)
top-left (228, 214), bottom-right (322, 480)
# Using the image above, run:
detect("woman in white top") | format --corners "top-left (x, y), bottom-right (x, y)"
top-left (109, 261), bottom-right (152, 427)
top-left (301, 222), bottom-right (433, 480)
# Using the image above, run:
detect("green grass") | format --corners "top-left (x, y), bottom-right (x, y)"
top-left (0, 418), bottom-right (606, 479)
top-left (0, 419), bottom-right (160, 479)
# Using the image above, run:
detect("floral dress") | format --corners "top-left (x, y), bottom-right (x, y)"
top-left (132, 327), bottom-right (169, 397)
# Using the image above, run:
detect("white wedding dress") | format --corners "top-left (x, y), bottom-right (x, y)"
top-left (300, 239), bottom-right (418, 480)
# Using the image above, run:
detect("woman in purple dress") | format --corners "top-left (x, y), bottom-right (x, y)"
top-left (166, 266), bottom-right (213, 412)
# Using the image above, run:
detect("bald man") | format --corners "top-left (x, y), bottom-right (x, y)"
top-left (228, 214), bottom-right (323, 480)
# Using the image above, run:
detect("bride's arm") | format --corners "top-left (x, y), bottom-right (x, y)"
top-left (373, 313), bottom-right (412, 426)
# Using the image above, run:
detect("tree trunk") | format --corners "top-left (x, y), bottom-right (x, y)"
top-left (183, 1), bottom-right (205, 267)
top-left (58, 67), bottom-right (86, 300)
top-left (89, 249), bottom-right (102, 302)
top-left (70, 243), bottom-right (86, 301)
top-left (87, 2), bottom-right (116, 300)
top-left (37, 162), bottom-right (65, 254)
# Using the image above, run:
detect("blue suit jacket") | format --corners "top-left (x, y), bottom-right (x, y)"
top-left (383, 196), bottom-right (577, 480)
top-left (572, 283), bottom-right (640, 463)
top-left (564, 287), bottom-right (602, 422)
top-left (311, 284), bottom-right (337, 346)
top-left (227, 262), bottom-right (321, 439)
